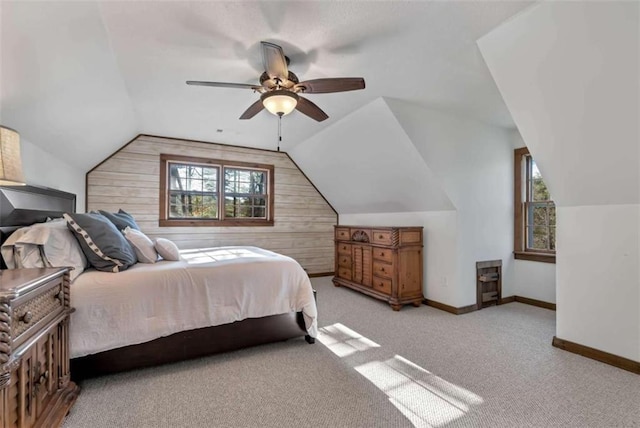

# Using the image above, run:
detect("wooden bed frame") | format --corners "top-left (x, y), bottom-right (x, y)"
top-left (0, 185), bottom-right (314, 381)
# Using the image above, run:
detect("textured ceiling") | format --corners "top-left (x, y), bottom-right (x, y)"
top-left (1, 1), bottom-right (533, 170)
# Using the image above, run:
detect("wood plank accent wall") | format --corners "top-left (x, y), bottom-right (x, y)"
top-left (86, 135), bottom-right (337, 274)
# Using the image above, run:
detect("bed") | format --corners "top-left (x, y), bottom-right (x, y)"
top-left (0, 185), bottom-right (317, 380)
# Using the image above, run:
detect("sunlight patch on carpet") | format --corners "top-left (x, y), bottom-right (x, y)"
top-left (356, 355), bottom-right (483, 427)
top-left (317, 323), bottom-right (380, 357)
top-left (318, 323), bottom-right (483, 427)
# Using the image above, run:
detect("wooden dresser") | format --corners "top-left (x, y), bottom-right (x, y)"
top-left (333, 226), bottom-right (424, 310)
top-left (0, 268), bottom-right (79, 428)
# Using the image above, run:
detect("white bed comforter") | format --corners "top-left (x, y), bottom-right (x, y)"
top-left (70, 246), bottom-right (318, 358)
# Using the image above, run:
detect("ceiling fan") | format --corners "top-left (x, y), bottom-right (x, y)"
top-left (186, 41), bottom-right (365, 122)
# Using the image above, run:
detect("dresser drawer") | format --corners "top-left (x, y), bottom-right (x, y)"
top-left (337, 253), bottom-right (352, 268)
top-left (372, 248), bottom-right (393, 263)
top-left (337, 267), bottom-right (352, 281)
top-left (337, 243), bottom-right (352, 254)
top-left (11, 278), bottom-right (64, 346)
top-left (372, 260), bottom-right (393, 279)
top-left (372, 276), bottom-right (392, 295)
top-left (372, 229), bottom-right (393, 246)
top-left (335, 227), bottom-right (350, 241)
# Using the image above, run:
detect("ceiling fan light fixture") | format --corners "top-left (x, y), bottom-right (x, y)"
top-left (261, 90), bottom-right (299, 116)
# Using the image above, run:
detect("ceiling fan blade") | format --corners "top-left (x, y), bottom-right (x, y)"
top-left (295, 78), bottom-right (365, 94)
top-left (239, 99), bottom-right (265, 120)
top-left (186, 81), bottom-right (261, 91)
top-left (296, 96), bottom-right (329, 122)
top-left (261, 41), bottom-right (289, 81)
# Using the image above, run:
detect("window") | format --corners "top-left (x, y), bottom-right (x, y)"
top-left (514, 147), bottom-right (555, 263)
top-left (159, 154), bottom-right (274, 227)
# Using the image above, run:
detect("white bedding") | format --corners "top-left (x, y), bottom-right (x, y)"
top-left (70, 246), bottom-right (318, 358)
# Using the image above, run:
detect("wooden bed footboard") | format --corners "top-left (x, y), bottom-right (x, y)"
top-left (71, 311), bottom-right (311, 380)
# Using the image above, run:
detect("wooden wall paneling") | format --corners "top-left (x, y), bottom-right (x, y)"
top-left (87, 135), bottom-right (337, 274)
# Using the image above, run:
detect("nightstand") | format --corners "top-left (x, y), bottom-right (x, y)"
top-left (0, 268), bottom-right (79, 428)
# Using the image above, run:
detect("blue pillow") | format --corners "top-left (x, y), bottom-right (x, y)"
top-left (98, 209), bottom-right (141, 231)
top-left (64, 212), bottom-right (137, 272)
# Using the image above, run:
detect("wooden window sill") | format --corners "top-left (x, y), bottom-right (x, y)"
top-left (514, 251), bottom-right (556, 264)
top-left (159, 219), bottom-right (274, 227)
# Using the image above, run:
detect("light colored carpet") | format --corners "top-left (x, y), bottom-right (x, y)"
top-left (64, 277), bottom-right (640, 427)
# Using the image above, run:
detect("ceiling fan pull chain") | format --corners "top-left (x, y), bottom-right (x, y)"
top-left (277, 113), bottom-right (283, 152)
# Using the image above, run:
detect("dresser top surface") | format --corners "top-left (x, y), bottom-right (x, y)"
top-left (335, 225), bottom-right (423, 230)
top-left (0, 268), bottom-right (67, 296)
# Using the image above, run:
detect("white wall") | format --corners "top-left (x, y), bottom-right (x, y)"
top-left (340, 211), bottom-right (458, 305)
top-left (292, 97), bottom-right (514, 309)
top-left (557, 204), bottom-right (639, 361)
top-left (21, 137), bottom-right (86, 211)
top-left (479, 2), bottom-right (639, 361)
top-left (513, 261), bottom-right (556, 304)
top-left (289, 98), bottom-right (454, 214)
top-left (386, 99), bottom-right (515, 307)
top-left (1, 1), bottom-right (138, 171)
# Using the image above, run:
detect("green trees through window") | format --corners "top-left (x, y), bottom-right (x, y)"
top-left (514, 147), bottom-right (555, 263)
top-left (160, 154), bottom-right (274, 227)
top-left (526, 159), bottom-right (556, 252)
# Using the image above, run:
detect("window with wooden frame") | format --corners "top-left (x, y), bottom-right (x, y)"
top-left (159, 154), bottom-right (274, 227)
top-left (514, 147), bottom-right (556, 263)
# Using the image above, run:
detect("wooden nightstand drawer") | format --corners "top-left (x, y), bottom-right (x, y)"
top-left (372, 248), bottom-right (393, 263)
top-left (0, 267), bottom-right (79, 428)
top-left (11, 279), bottom-right (64, 346)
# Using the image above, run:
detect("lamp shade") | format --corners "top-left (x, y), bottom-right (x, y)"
top-left (261, 90), bottom-right (299, 116)
top-left (0, 126), bottom-right (25, 185)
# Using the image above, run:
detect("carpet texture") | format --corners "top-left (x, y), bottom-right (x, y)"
top-left (63, 277), bottom-right (640, 427)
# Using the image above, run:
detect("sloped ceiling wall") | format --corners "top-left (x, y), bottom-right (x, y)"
top-left (477, 1), bottom-right (639, 207)
top-left (0, 1), bottom-right (138, 169)
top-left (386, 98), bottom-right (514, 306)
top-left (288, 97), bottom-right (454, 214)
top-left (1, 1), bottom-right (533, 173)
top-left (477, 1), bottom-right (639, 361)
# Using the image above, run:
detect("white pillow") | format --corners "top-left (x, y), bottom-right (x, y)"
top-left (154, 238), bottom-right (180, 261)
top-left (123, 226), bottom-right (158, 263)
top-left (1, 219), bottom-right (88, 281)
top-left (1, 226), bottom-right (43, 269)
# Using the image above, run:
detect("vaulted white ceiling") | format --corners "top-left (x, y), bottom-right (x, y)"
top-left (1, 1), bottom-right (532, 170)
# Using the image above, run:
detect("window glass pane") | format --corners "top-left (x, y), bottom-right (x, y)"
top-left (531, 178), bottom-right (550, 201)
top-left (549, 206), bottom-right (556, 226)
top-left (167, 162), bottom-right (218, 219)
top-left (223, 167), bottom-right (268, 219)
top-left (532, 205), bottom-right (548, 226)
top-left (530, 225), bottom-right (550, 251)
top-left (550, 227), bottom-right (556, 251)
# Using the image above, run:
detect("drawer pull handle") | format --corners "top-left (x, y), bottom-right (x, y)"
top-left (380, 267), bottom-right (385, 272)
top-left (379, 235), bottom-right (384, 239)
top-left (20, 311), bottom-right (33, 323)
top-left (380, 252), bottom-right (384, 256)
top-left (54, 290), bottom-right (63, 302)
